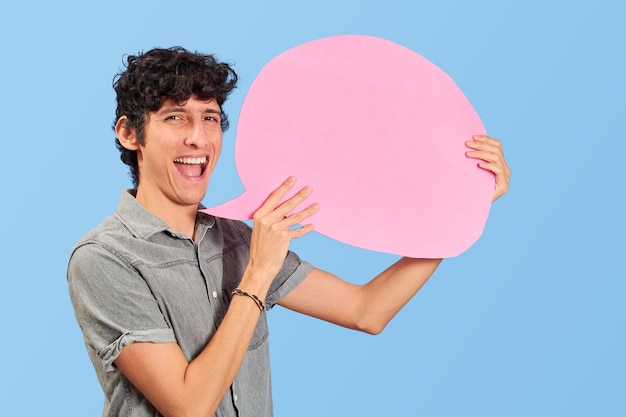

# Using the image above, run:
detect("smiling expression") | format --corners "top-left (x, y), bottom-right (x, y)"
top-left (126, 96), bottom-right (223, 216)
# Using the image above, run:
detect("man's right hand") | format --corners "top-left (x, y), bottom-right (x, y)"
top-left (246, 176), bottom-right (320, 294)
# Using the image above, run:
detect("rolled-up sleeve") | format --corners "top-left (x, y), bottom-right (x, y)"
top-left (68, 242), bottom-right (176, 372)
top-left (265, 251), bottom-right (313, 309)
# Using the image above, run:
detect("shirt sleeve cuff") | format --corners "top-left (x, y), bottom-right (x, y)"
top-left (98, 328), bottom-right (176, 372)
top-left (265, 260), bottom-right (314, 309)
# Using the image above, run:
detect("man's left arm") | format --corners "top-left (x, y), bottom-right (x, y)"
top-left (279, 257), bottom-right (442, 334)
top-left (279, 135), bottom-right (510, 333)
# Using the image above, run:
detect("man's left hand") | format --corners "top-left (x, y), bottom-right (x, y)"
top-left (466, 135), bottom-right (511, 202)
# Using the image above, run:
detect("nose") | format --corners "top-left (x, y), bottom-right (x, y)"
top-left (184, 119), bottom-right (210, 149)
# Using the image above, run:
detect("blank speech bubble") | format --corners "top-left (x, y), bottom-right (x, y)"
top-left (203, 35), bottom-right (494, 258)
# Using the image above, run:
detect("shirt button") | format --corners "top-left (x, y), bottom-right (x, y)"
top-left (234, 394), bottom-right (238, 402)
top-left (212, 290), bottom-right (218, 299)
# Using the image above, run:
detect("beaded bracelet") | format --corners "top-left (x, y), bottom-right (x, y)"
top-left (231, 288), bottom-right (265, 313)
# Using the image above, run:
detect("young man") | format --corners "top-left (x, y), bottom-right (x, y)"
top-left (68, 47), bottom-right (510, 417)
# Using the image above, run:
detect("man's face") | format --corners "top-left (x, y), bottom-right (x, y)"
top-left (134, 95), bottom-right (223, 211)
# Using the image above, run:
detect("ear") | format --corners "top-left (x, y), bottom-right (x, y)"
top-left (115, 116), bottom-right (140, 150)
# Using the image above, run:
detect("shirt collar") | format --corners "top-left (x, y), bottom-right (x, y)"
top-left (114, 190), bottom-right (215, 240)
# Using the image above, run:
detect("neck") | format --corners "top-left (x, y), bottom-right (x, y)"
top-left (134, 190), bottom-right (199, 239)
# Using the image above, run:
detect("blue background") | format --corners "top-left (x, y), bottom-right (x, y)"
top-left (1, 1), bottom-right (624, 415)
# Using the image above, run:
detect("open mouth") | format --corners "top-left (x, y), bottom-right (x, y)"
top-left (173, 156), bottom-right (208, 178)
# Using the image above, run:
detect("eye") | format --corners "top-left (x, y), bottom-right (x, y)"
top-left (204, 115), bottom-right (222, 126)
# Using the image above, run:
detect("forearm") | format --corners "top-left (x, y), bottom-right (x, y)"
top-left (181, 291), bottom-right (265, 415)
top-left (280, 257), bottom-right (442, 335)
top-left (115, 266), bottom-right (272, 417)
top-left (356, 257), bottom-right (442, 334)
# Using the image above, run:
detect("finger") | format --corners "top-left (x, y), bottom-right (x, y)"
top-left (466, 136), bottom-right (502, 155)
top-left (273, 186), bottom-right (314, 219)
top-left (466, 137), bottom-right (508, 168)
top-left (288, 222), bottom-right (316, 238)
top-left (255, 176), bottom-right (297, 216)
top-left (478, 158), bottom-right (511, 183)
top-left (471, 135), bottom-right (502, 146)
top-left (477, 160), bottom-right (505, 178)
top-left (281, 202), bottom-right (320, 227)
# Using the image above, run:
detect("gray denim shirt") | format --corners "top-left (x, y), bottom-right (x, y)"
top-left (68, 191), bottom-right (313, 417)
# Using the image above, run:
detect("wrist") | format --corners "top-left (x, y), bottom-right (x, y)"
top-left (231, 288), bottom-right (265, 313)
top-left (238, 264), bottom-right (274, 301)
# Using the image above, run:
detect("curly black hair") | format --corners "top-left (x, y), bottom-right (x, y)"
top-left (113, 47), bottom-right (238, 187)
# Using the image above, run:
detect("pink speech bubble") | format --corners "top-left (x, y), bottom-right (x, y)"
top-left (203, 35), bottom-right (494, 258)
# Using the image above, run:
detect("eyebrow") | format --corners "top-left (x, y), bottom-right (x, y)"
top-left (157, 106), bottom-right (222, 115)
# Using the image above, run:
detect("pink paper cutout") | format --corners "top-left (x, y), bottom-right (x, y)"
top-left (203, 35), bottom-right (494, 257)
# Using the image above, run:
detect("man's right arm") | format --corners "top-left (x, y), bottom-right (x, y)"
top-left (114, 286), bottom-right (268, 417)
top-left (113, 177), bottom-right (318, 417)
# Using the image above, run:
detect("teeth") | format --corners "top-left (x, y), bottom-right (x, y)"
top-left (174, 157), bottom-right (207, 165)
